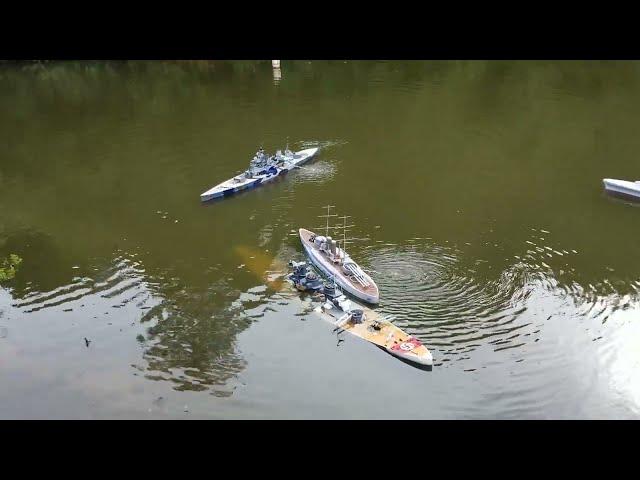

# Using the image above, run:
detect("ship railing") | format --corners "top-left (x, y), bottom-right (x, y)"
top-left (344, 262), bottom-right (370, 287)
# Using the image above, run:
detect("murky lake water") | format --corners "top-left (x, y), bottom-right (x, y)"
top-left (1, 60), bottom-right (639, 418)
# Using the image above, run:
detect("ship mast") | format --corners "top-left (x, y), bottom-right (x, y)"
top-left (337, 214), bottom-right (355, 257)
top-left (318, 205), bottom-right (337, 237)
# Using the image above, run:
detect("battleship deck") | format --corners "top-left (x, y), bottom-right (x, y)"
top-left (200, 147), bottom-right (319, 202)
top-left (299, 227), bottom-right (379, 304)
top-left (313, 294), bottom-right (432, 367)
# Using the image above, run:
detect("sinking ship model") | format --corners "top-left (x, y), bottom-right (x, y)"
top-left (287, 262), bottom-right (432, 367)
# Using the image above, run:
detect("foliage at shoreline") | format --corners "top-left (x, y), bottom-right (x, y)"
top-left (0, 254), bottom-right (22, 282)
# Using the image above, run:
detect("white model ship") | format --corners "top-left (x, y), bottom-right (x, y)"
top-left (299, 205), bottom-right (379, 304)
top-left (603, 178), bottom-right (640, 201)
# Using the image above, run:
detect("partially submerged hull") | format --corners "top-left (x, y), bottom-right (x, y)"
top-left (312, 294), bottom-right (433, 367)
top-left (200, 147), bottom-right (319, 202)
top-left (299, 228), bottom-right (379, 304)
top-left (603, 178), bottom-right (640, 201)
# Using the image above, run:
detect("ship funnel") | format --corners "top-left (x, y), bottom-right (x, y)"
top-left (323, 282), bottom-right (336, 298)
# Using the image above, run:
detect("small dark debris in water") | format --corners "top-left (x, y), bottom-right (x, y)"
top-left (547, 315), bottom-right (552, 321)
top-left (464, 369), bottom-right (476, 372)
top-left (84, 337), bottom-right (91, 347)
top-left (108, 322), bottom-right (112, 325)
top-left (515, 359), bottom-right (524, 363)
top-left (63, 308), bottom-right (73, 312)
top-left (534, 338), bottom-right (539, 342)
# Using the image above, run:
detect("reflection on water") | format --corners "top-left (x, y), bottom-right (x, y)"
top-left (1, 60), bottom-right (640, 418)
top-left (4, 249), bottom-right (250, 396)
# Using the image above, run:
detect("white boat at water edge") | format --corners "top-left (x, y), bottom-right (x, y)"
top-left (602, 178), bottom-right (640, 201)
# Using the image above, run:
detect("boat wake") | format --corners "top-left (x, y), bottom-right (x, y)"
top-left (288, 161), bottom-right (337, 186)
top-left (297, 139), bottom-right (348, 150)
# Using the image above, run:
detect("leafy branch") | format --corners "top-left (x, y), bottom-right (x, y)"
top-left (0, 254), bottom-right (22, 282)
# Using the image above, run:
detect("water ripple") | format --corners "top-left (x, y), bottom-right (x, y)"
top-left (362, 244), bottom-right (539, 361)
